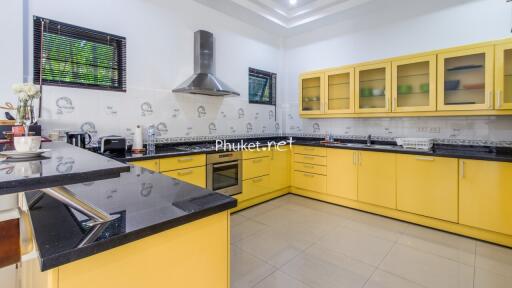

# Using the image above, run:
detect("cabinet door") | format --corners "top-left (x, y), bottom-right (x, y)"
top-left (130, 160), bottom-right (159, 172)
top-left (326, 149), bottom-right (357, 200)
top-left (396, 155), bottom-right (458, 222)
top-left (242, 157), bottom-right (270, 180)
top-left (437, 46), bottom-right (494, 111)
top-left (269, 148), bottom-right (291, 191)
top-left (325, 68), bottom-right (354, 114)
top-left (459, 160), bottom-right (512, 235)
top-left (299, 73), bottom-right (324, 115)
top-left (163, 166), bottom-right (206, 188)
top-left (495, 43), bottom-right (512, 109)
top-left (357, 151), bottom-right (396, 209)
top-left (355, 62), bottom-right (392, 113)
top-left (239, 175), bottom-right (271, 202)
top-left (392, 55), bottom-right (436, 112)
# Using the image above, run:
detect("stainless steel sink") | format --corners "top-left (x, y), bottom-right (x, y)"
top-left (326, 143), bottom-right (397, 150)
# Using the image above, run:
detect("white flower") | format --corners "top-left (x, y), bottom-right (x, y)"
top-left (18, 92), bottom-right (29, 101)
top-left (11, 84), bottom-right (23, 93)
top-left (25, 84), bottom-right (41, 98)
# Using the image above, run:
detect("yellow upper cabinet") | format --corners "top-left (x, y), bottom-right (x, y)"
top-left (437, 46), bottom-right (494, 111)
top-left (495, 43), bottom-right (512, 110)
top-left (300, 72), bottom-right (325, 115)
top-left (325, 68), bottom-right (354, 114)
top-left (392, 55), bottom-right (437, 112)
top-left (355, 62), bottom-right (392, 113)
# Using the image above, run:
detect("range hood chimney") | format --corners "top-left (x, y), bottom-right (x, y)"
top-left (172, 30), bottom-right (240, 96)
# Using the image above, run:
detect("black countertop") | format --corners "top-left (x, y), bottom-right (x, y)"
top-left (100, 137), bottom-right (512, 163)
top-left (0, 142), bottom-right (130, 195)
top-left (27, 165), bottom-right (237, 271)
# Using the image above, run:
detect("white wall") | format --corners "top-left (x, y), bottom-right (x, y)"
top-left (0, 0), bottom-right (23, 119)
top-left (283, 0), bottom-right (512, 142)
top-left (27, 0), bottom-right (285, 142)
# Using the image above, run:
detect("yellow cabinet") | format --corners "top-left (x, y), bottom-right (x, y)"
top-left (396, 155), bottom-right (458, 222)
top-left (293, 145), bottom-right (326, 157)
top-left (160, 154), bottom-right (206, 172)
top-left (163, 166), bottom-right (206, 188)
top-left (293, 162), bottom-right (326, 175)
top-left (355, 62), bottom-right (392, 113)
top-left (269, 148), bottom-right (290, 191)
top-left (325, 68), bottom-right (354, 114)
top-left (242, 149), bottom-right (272, 160)
top-left (357, 151), bottom-right (396, 209)
top-left (392, 55), bottom-right (437, 112)
top-left (242, 156), bottom-right (270, 180)
top-left (437, 46), bottom-right (494, 111)
top-left (326, 149), bottom-right (358, 200)
top-left (459, 159), bottom-right (512, 235)
top-left (292, 171), bottom-right (326, 194)
top-left (495, 43), bottom-right (512, 109)
top-left (239, 175), bottom-right (271, 202)
top-left (300, 72), bottom-right (325, 115)
top-left (130, 159), bottom-right (159, 172)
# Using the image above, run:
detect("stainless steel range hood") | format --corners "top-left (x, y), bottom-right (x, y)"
top-left (172, 30), bottom-right (240, 96)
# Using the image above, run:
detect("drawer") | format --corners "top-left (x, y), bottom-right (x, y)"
top-left (293, 154), bottom-right (327, 166)
top-left (130, 159), bottom-right (159, 172)
top-left (292, 171), bottom-right (326, 193)
top-left (293, 145), bottom-right (326, 157)
top-left (293, 162), bottom-right (327, 175)
top-left (243, 149), bottom-right (272, 159)
top-left (160, 154), bottom-right (206, 172)
top-left (239, 175), bottom-right (271, 202)
top-left (243, 157), bottom-right (270, 180)
top-left (162, 166), bottom-right (206, 188)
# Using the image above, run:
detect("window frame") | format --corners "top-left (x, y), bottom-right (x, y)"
top-left (248, 67), bottom-right (276, 106)
top-left (33, 16), bottom-right (127, 92)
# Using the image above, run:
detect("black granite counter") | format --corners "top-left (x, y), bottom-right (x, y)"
top-left (27, 165), bottom-right (236, 271)
top-left (0, 142), bottom-right (130, 195)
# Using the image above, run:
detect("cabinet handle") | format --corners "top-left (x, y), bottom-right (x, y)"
top-left (303, 173), bottom-right (315, 178)
top-left (252, 177), bottom-right (263, 183)
top-left (416, 157), bottom-right (434, 161)
top-left (177, 157), bottom-right (194, 163)
top-left (393, 97), bottom-right (397, 111)
top-left (352, 152), bottom-right (356, 166)
top-left (303, 156), bottom-right (315, 160)
top-left (359, 152), bottom-right (362, 166)
top-left (177, 170), bottom-right (193, 176)
top-left (304, 147), bottom-right (315, 151)
top-left (497, 90), bottom-right (502, 108)
top-left (460, 161), bottom-right (465, 178)
top-left (487, 91), bottom-right (493, 109)
top-left (303, 164), bottom-right (315, 169)
top-left (252, 158), bottom-right (263, 164)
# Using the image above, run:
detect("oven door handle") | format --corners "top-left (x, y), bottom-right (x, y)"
top-left (210, 161), bottom-right (239, 168)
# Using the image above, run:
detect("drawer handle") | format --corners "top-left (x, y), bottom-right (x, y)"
top-left (304, 147), bottom-right (315, 151)
top-left (416, 157), bottom-right (434, 161)
top-left (303, 156), bottom-right (315, 160)
top-left (177, 170), bottom-right (193, 176)
top-left (252, 159), bottom-right (263, 163)
top-left (303, 164), bottom-right (315, 169)
top-left (303, 173), bottom-right (315, 178)
top-left (177, 158), bottom-right (194, 163)
top-left (252, 178), bottom-right (263, 183)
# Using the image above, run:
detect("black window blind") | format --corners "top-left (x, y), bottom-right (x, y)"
top-left (33, 16), bottom-right (126, 92)
top-left (249, 67), bottom-right (276, 106)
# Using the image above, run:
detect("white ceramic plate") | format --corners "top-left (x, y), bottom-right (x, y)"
top-left (0, 149), bottom-right (51, 159)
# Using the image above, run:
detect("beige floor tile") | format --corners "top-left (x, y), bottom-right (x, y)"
top-left (231, 213), bottom-right (249, 227)
top-left (231, 245), bottom-right (277, 288)
top-left (364, 270), bottom-right (426, 288)
top-left (237, 201), bottom-right (280, 219)
top-left (398, 225), bottom-right (476, 266)
top-left (475, 241), bottom-right (512, 277)
top-left (379, 244), bottom-right (474, 288)
top-left (281, 244), bottom-right (375, 288)
top-left (474, 267), bottom-right (512, 288)
top-left (317, 227), bottom-right (395, 266)
top-left (254, 271), bottom-right (311, 288)
top-left (252, 206), bottom-right (307, 227)
top-left (231, 219), bottom-right (268, 243)
top-left (236, 227), bottom-right (313, 267)
top-left (342, 213), bottom-right (409, 242)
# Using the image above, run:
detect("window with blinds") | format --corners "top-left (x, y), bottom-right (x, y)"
top-left (33, 16), bottom-right (126, 92)
top-left (249, 68), bottom-right (276, 105)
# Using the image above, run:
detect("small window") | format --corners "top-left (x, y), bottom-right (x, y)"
top-left (33, 16), bottom-right (127, 92)
top-left (249, 68), bottom-right (276, 105)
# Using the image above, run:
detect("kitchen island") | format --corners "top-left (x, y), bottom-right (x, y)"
top-left (0, 142), bottom-right (236, 288)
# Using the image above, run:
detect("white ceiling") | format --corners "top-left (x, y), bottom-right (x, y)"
top-left (194, 0), bottom-right (480, 37)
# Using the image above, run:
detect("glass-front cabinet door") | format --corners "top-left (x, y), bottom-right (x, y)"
top-left (355, 62), bottom-right (391, 113)
top-left (325, 68), bottom-right (354, 114)
top-left (437, 46), bottom-right (494, 111)
top-left (392, 55), bottom-right (436, 112)
top-left (299, 73), bottom-right (324, 115)
top-left (495, 43), bottom-right (512, 110)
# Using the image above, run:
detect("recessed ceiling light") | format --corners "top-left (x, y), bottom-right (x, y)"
top-left (289, 0), bottom-right (297, 5)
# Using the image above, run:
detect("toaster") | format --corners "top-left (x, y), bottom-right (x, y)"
top-left (100, 136), bottom-right (127, 154)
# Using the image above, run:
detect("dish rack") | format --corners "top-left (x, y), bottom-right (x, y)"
top-left (396, 138), bottom-right (434, 151)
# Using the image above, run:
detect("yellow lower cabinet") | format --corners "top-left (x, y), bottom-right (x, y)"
top-left (396, 155), bottom-right (458, 222)
top-left (130, 159), bottom-right (159, 172)
top-left (357, 151), bottom-right (396, 209)
top-left (242, 157), bottom-right (270, 180)
top-left (326, 149), bottom-right (358, 200)
top-left (162, 166), bottom-right (206, 188)
top-left (292, 145), bottom-right (326, 157)
top-left (242, 149), bottom-right (272, 160)
top-left (293, 162), bottom-right (327, 175)
top-left (292, 171), bottom-right (326, 194)
top-left (159, 154), bottom-right (206, 172)
top-left (460, 159), bottom-right (512, 235)
top-left (238, 175), bottom-right (271, 202)
top-left (269, 149), bottom-right (291, 191)
top-left (293, 154), bottom-right (327, 166)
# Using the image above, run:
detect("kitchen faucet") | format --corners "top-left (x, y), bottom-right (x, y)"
top-left (367, 134), bottom-right (372, 146)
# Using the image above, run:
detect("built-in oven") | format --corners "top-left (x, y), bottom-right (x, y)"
top-left (206, 151), bottom-right (242, 196)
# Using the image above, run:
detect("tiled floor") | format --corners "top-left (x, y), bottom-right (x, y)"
top-left (230, 194), bottom-right (512, 288)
